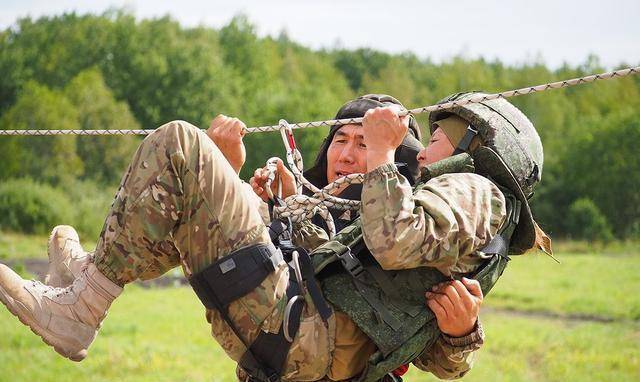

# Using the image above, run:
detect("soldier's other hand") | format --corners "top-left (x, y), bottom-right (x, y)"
top-left (425, 277), bottom-right (483, 337)
top-left (362, 106), bottom-right (409, 171)
top-left (249, 158), bottom-right (296, 202)
top-left (207, 114), bottom-right (246, 174)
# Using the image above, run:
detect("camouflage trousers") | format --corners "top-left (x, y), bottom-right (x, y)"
top-left (92, 121), bottom-right (335, 380)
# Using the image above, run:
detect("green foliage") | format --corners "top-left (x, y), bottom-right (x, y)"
top-left (57, 179), bottom-right (118, 239)
top-left (0, 178), bottom-right (73, 234)
top-left (64, 68), bottom-right (141, 184)
top-left (565, 198), bottom-right (614, 242)
top-left (0, 81), bottom-right (83, 184)
top-left (0, 178), bottom-right (115, 238)
top-left (561, 110), bottom-right (640, 238)
top-left (0, 11), bottom-right (639, 238)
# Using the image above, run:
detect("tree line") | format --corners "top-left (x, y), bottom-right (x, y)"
top-left (0, 10), bottom-right (638, 241)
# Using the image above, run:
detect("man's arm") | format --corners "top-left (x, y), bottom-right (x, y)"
top-left (360, 107), bottom-right (506, 275)
top-left (412, 320), bottom-right (485, 379)
top-left (361, 166), bottom-right (506, 275)
top-left (411, 277), bottom-right (485, 379)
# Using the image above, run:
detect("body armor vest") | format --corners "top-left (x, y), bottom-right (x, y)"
top-left (310, 156), bottom-right (520, 382)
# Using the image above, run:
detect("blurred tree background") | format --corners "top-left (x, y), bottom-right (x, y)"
top-left (0, 11), bottom-right (639, 241)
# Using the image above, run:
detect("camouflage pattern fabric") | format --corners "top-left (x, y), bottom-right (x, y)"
top-left (91, 121), bottom-right (333, 381)
top-left (412, 321), bottom-right (485, 379)
top-left (87, 120), bottom-right (495, 381)
top-left (361, 163), bottom-right (507, 276)
top-left (355, 162), bottom-right (504, 379)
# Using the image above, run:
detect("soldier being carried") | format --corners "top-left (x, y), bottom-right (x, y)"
top-left (0, 92), bottom-right (546, 382)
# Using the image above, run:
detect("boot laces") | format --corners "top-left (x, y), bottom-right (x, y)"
top-left (30, 274), bottom-right (83, 299)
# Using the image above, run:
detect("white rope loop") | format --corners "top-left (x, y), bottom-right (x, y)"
top-left (1, 66), bottom-right (638, 136)
top-left (277, 119), bottom-right (363, 211)
top-left (265, 119), bottom-right (366, 237)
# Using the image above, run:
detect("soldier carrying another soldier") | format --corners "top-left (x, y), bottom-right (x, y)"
top-left (0, 92), bottom-right (547, 381)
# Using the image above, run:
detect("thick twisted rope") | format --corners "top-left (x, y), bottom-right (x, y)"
top-left (1, 66), bottom-right (637, 136)
top-left (260, 66), bottom-right (640, 233)
top-left (266, 120), bottom-right (364, 237)
top-left (4, 66), bottom-right (639, 235)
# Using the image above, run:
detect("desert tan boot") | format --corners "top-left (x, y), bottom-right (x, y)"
top-left (45, 225), bottom-right (91, 288)
top-left (0, 262), bottom-right (122, 361)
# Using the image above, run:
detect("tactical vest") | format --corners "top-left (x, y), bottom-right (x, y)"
top-left (191, 154), bottom-right (521, 382)
top-left (310, 155), bottom-right (521, 382)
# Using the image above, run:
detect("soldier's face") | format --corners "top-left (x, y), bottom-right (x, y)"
top-left (326, 124), bottom-right (368, 184)
top-left (416, 128), bottom-right (455, 168)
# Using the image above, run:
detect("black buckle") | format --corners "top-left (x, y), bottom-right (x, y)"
top-left (336, 248), bottom-right (365, 279)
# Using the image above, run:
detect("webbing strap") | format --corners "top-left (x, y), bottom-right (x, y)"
top-left (295, 249), bottom-right (333, 323)
top-left (240, 277), bottom-right (304, 382)
top-left (189, 243), bottom-right (286, 381)
top-left (452, 125), bottom-right (479, 155)
top-left (189, 243), bottom-right (283, 309)
top-left (240, 250), bottom-right (333, 381)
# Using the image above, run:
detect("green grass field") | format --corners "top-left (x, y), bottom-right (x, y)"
top-left (0, 233), bottom-right (638, 381)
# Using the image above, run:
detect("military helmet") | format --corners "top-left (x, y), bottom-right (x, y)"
top-left (429, 92), bottom-right (544, 255)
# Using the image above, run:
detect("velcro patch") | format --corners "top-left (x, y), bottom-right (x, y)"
top-left (219, 258), bottom-right (236, 274)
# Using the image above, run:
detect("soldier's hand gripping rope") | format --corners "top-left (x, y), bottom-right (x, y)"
top-left (263, 120), bottom-right (365, 238)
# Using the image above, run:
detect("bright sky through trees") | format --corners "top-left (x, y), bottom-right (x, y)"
top-left (1, 0), bottom-right (639, 68)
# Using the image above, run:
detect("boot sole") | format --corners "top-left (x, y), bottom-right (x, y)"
top-left (0, 283), bottom-right (87, 361)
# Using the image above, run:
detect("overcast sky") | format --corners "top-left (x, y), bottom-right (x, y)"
top-left (1, 0), bottom-right (639, 68)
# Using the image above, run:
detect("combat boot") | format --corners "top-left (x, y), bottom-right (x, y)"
top-left (0, 262), bottom-right (122, 361)
top-left (46, 225), bottom-right (91, 288)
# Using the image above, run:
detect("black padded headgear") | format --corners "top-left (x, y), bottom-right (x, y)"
top-left (304, 94), bottom-right (423, 187)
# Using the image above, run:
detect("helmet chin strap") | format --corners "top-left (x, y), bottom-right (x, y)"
top-left (452, 124), bottom-right (479, 155)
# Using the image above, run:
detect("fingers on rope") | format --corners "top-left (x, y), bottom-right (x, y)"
top-left (264, 120), bottom-right (364, 238)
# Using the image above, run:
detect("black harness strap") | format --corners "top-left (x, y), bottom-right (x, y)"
top-left (296, 248), bottom-right (333, 323)
top-left (240, 276), bottom-right (304, 382)
top-left (189, 243), bottom-right (282, 310)
top-left (189, 243), bottom-right (289, 381)
top-left (240, 249), bottom-right (333, 381)
top-left (452, 125), bottom-right (479, 155)
top-left (190, 241), bottom-right (333, 382)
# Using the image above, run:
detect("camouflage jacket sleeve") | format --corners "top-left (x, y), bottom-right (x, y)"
top-left (412, 320), bottom-right (485, 379)
top-left (360, 163), bottom-right (506, 275)
top-left (240, 180), bottom-right (271, 225)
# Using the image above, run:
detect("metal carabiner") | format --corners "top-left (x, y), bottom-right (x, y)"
top-left (291, 251), bottom-right (306, 293)
top-left (278, 119), bottom-right (304, 178)
top-left (283, 295), bottom-right (304, 342)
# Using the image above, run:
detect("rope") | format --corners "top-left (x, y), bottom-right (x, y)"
top-left (259, 66), bottom-right (640, 235)
top-left (266, 120), bottom-right (363, 238)
top-left (1, 66), bottom-right (637, 136)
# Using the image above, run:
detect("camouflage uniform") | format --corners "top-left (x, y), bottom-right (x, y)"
top-left (91, 120), bottom-right (333, 380)
top-left (90, 120), bottom-right (499, 381)
top-left (277, 164), bottom-right (500, 381)
top-left (358, 163), bottom-right (505, 379)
